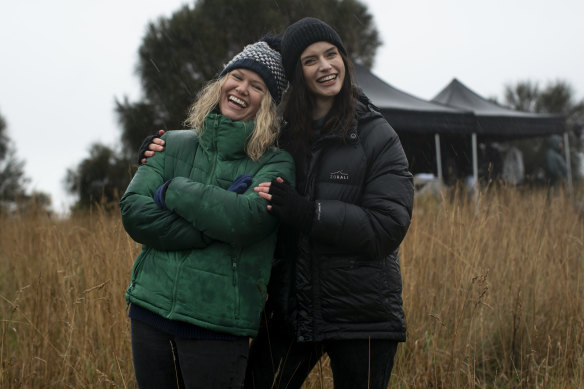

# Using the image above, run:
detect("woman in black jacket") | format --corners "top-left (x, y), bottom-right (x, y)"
top-left (246, 18), bottom-right (414, 389)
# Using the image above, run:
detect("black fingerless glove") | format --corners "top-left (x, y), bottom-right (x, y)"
top-left (269, 179), bottom-right (315, 233)
top-left (137, 134), bottom-right (160, 165)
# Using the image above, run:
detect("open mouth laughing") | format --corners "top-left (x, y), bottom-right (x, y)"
top-left (318, 74), bottom-right (337, 83)
top-left (228, 95), bottom-right (248, 108)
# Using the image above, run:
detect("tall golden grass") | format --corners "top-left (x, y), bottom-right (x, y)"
top-left (1, 185), bottom-right (583, 388)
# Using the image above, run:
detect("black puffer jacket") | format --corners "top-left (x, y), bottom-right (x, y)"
top-left (266, 94), bottom-right (414, 342)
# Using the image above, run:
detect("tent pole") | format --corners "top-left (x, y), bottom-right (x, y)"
top-left (563, 132), bottom-right (573, 193)
top-left (472, 133), bottom-right (479, 187)
top-left (435, 133), bottom-right (443, 183)
top-left (472, 133), bottom-right (479, 213)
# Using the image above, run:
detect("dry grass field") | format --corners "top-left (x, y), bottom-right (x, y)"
top-left (1, 185), bottom-right (583, 388)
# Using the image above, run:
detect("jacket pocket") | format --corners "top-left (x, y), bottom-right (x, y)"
top-left (319, 255), bottom-right (400, 323)
top-left (126, 247), bottom-right (152, 300)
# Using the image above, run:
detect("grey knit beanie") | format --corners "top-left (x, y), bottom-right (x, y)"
top-left (281, 17), bottom-right (347, 81)
top-left (219, 35), bottom-right (287, 104)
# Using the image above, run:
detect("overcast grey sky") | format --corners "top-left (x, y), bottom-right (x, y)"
top-left (1, 0), bottom-right (582, 214)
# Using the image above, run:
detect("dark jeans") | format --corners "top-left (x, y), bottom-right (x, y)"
top-left (131, 319), bottom-right (249, 389)
top-left (243, 318), bottom-right (398, 389)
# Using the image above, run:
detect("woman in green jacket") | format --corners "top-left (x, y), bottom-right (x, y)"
top-left (120, 36), bottom-right (294, 389)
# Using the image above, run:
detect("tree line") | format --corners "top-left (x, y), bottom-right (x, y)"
top-left (0, 113), bottom-right (51, 213)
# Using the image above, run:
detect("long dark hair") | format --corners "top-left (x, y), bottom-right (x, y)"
top-left (281, 50), bottom-right (359, 154)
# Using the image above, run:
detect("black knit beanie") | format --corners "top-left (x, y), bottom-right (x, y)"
top-left (219, 35), bottom-right (287, 104)
top-left (281, 17), bottom-right (347, 81)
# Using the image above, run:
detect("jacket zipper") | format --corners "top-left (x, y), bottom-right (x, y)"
top-left (169, 253), bottom-right (186, 317)
top-left (231, 251), bottom-right (241, 320)
top-left (205, 116), bottom-right (220, 184)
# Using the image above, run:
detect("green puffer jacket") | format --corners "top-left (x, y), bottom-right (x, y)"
top-left (120, 113), bottom-right (295, 337)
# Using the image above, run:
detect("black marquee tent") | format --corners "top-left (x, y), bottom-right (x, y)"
top-left (353, 63), bottom-right (474, 134)
top-left (432, 78), bottom-right (570, 188)
top-left (353, 65), bottom-right (570, 187)
top-left (432, 78), bottom-right (565, 139)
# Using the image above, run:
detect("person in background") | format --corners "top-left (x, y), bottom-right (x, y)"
top-left (120, 36), bottom-right (294, 389)
top-left (245, 17), bottom-right (414, 389)
top-left (545, 134), bottom-right (568, 188)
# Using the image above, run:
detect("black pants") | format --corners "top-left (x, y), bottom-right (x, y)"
top-left (243, 318), bottom-right (398, 389)
top-left (131, 319), bottom-right (249, 389)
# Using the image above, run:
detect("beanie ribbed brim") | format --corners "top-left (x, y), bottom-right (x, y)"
top-left (218, 39), bottom-right (287, 104)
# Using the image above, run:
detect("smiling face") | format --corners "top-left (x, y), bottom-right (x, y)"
top-left (219, 68), bottom-right (267, 122)
top-left (301, 41), bottom-right (345, 105)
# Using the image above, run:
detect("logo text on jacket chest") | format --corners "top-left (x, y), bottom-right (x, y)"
top-left (329, 170), bottom-right (350, 181)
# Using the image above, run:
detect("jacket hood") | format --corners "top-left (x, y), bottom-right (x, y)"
top-left (549, 134), bottom-right (563, 152)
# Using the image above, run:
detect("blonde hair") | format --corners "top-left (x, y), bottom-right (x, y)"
top-left (183, 74), bottom-right (279, 161)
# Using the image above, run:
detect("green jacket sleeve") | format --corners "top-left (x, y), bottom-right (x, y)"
top-left (119, 145), bottom-right (211, 251)
top-left (165, 150), bottom-right (295, 248)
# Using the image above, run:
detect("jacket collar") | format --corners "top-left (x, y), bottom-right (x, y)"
top-left (321, 93), bottom-right (371, 146)
top-left (199, 113), bottom-right (254, 159)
